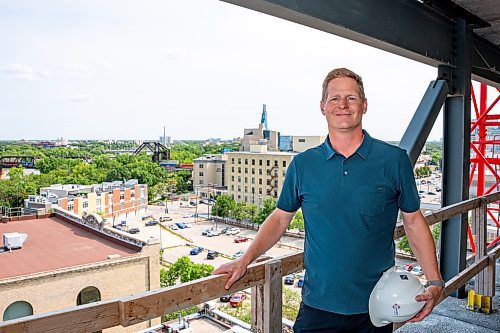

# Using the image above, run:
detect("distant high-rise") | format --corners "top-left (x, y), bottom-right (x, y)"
top-left (260, 104), bottom-right (268, 130)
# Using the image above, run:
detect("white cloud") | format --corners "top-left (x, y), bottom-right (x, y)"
top-left (2, 64), bottom-right (34, 80)
top-left (164, 48), bottom-right (187, 62)
top-left (69, 94), bottom-right (93, 102)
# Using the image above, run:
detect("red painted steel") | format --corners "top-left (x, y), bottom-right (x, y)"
top-left (469, 83), bottom-right (500, 249)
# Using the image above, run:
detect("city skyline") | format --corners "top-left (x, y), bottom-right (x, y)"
top-left (2, 0), bottom-right (488, 142)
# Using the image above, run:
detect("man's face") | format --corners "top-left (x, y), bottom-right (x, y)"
top-left (320, 77), bottom-right (367, 133)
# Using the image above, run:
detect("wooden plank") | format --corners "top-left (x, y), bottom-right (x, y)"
top-left (263, 259), bottom-right (282, 333)
top-left (474, 198), bottom-right (488, 295)
top-left (251, 285), bottom-right (265, 333)
top-left (0, 300), bottom-right (120, 333)
top-left (120, 252), bottom-right (303, 326)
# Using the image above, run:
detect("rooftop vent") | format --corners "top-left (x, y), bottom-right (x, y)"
top-left (3, 232), bottom-right (28, 252)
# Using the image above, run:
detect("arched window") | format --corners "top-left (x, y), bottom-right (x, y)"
top-left (77, 286), bottom-right (101, 306)
top-left (3, 301), bottom-right (33, 321)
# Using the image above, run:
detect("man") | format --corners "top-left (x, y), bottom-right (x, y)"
top-left (213, 68), bottom-right (443, 332)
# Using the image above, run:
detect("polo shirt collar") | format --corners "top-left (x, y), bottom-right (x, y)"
top-left (322, 130), bottom-right (373, 160)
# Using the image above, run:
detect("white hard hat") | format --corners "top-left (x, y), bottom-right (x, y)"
top-left (369, 266), bottom-right (425, 327)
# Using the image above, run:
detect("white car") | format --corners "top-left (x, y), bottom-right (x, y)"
top-left (183, 213), bottom-right (193, 218)
top-left (410, 265), bottom-right (424, 276)
top-left (184, 223), bottom-right (192, 228)
top-left (226, 227), bottom-right (240, 235)
top-left (169, 224), bottom-right (179, 230)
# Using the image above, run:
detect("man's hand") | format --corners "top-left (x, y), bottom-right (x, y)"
top-left (212, 258), bottom-right (249, 290)
top-left (406, 285), bottom-right (443, 323)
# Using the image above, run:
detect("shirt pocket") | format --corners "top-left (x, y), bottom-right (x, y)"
top-left (358, 186), bottom-right (385, 217)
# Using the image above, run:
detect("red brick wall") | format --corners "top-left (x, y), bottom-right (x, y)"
top-left (73, 198), bottom-right (79, 214)
top-left (58, 198), bottom-right (68, 210)
top-left (112, 189), bottom-right (120, 212)
top-left (124, 189), bottom-right (131, 209)
top-left (104, 193), bottom-right (109, 215)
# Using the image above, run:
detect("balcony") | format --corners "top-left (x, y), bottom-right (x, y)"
top-left (1, 193), bottom-right (499, 332)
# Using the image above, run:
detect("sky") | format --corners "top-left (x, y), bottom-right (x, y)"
top-left (0, 0), bottom-right (454, 141)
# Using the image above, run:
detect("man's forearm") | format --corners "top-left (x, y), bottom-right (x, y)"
top-left (404, 212), bottom-right (442, 281)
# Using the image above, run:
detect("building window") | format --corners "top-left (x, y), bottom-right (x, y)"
top-left (199, 164), bottom-right (204, 169)
top-left (245, 177), bottom-right (248, 183)
top-left (259, 188), bottom-right (262, 194)
top-left (199, 172), bottom-right (204, 176)
top-left (252, 168), bottom-right (255, 175)
top-left (232, 158), bottom-right (235, 163)
top-left (267, 160), bottom-right (270, 167)
top-left (120, 202), bottom-right (124, 209)
top-left (238, 167), bottom-right (241, 173)
top-left (245, 168), bottom-right (248, 173)
top-left (283, 161), bottom-right (287, 168)
top-left (245, 186), bottom-right (248, 193)
top-left (83, 201), bottom-right (89, 209)
top-left (200, 180), bottom-right (204, 184)
top-left (3, 301), bottom-right (33, 321)
top-left (231, 185), bottom-right (235, 190)
top-left (245, 196), bottom-right (248, 201)
top-left (68, 202), bottom-right (74, 211)
top-left (299, 138), bottom-right (306, 142)
top-left (274, 190), bottom-right (278, 197)
top-left (245, 158), bottom-right (248, 165)
top-left (232, 166), bottom-right (234, 172)
top-left (259, 179), bottom-right (262, 185)
top-left (238, 185), bottom-right (241, 191)
top-left (252, 178), bottom-right (255, 184)
top-left (238, 195), bottom-right (241, 200)
top-left (238, 158), bottom-right (241, 164)
top-left (231, 176), bottom-right (234, 181)
top-left (283, 170), bottom-right (287, 177)
top-left (252, 159), bottom-right (255, 165)
top-left (77, 286), bottom-right (101, 306)
top-left (120, 193), bottom-right (125, 200)
top-left (274, 160), bottom-right (278, 167)
top-left (238, 176), bottom-right (241, 182)
top-left (259, 169), bottom-right (263, 175)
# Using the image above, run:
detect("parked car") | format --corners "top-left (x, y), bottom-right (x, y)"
top-left (159, 216), bottom-right (172, 222)
top-left (297, 275), bottom-right (304, 287)
top-left (221, 227), bottom-right (231, 234)
top-left (410, 265), bottom-right (424, 276)
top-left (226, 227), bottom-right (240, 235)
top-left (157, 202), bottom-right (165, 206)
top-left (145, 220), bottom-right (158, 226)
top-left (169, 224), bottom-right (179, 230)
top-left (402, 264), bottom-right (414, 272)
top-left (202, 228), bottom-right (213, 236)
top-left (175, 222), bottom-right (187, 229)
top-left (183, 213), bottom-right (193, 218)
top-left (189, 201), bottom-right (196, 206)
top-left (232, 250), bottom-right (245, 259)
top-left (234, 236), bottom-right (249, 243)
top-left (190, 247), bottom-right (204, 255)
top-left (113, 225), bottom-right (124, 231)
top-left (128, 227), bottom-right (140, 234)
top-left (207, 250), bottom-right (218, 260)
top-left (184, 223), bottom-right (192, 228)
top-left (229, 292), bottom-right (246, 307)
top-left (220, 294), bottom-right (232, 302)
top-left (284, 274), bottom-right (295, 285)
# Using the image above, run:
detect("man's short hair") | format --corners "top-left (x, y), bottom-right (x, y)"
top-left (321, 68), bottom-right (365, 102)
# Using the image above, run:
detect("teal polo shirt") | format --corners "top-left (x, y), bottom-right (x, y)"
top-left (277, 130), bottom-right (420, 314)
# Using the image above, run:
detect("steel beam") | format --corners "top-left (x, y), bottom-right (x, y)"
top-left (441, 19), bottom-right (472, 298)
top-left (400, 80), bottom-right (448, 166)
top-left (221, 0), bottom-right (500, 87)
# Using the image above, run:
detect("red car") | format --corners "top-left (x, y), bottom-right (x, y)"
top-left (234, 236), bottom-right (249, 243)
top-left (229, 292), bottom-right (246, 307)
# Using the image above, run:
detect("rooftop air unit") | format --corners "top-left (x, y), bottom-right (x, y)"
top-left (3, 232), bottom-right (28, 251)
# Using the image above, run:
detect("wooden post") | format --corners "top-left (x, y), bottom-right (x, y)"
top-left (264, 259), bottom-right (282, 333)
top-left (251, 285), bottom-right (265, 333)
top-left (473, 198), bottom-right (491, 296)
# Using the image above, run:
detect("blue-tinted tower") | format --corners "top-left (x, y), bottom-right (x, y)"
top-left (260, 104), bottom-right (268, 130)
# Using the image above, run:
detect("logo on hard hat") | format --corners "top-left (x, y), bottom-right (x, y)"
top-left (392, 303), bottom-right (400, 315)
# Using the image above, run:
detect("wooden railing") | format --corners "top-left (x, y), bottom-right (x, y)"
top-left (1, 193), bottom-right (499, 333)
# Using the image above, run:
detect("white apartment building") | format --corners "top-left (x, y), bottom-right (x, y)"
top-left (226, 148), bottom-right (296, 205)
top-left (292, 136), bottom-right (326, 152)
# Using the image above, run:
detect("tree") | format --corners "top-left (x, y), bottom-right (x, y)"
top-left (213, 195), bottom-right (236, 220)
top-left (397, 224), bottom-right (441, 255)
top-left (160, 256), bottom-right (214, 287)
top-left (289, 210), bottom-right (304, 231)
top-left (254, 197), bottom-right (276, 224)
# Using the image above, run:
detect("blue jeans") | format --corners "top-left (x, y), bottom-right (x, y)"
top-left (293, 302), bottom-right (393, 333)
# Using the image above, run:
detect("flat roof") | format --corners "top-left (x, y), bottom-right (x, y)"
top-left (0, 217), bottom-right (139, 280)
